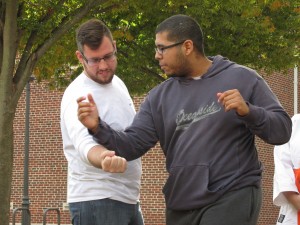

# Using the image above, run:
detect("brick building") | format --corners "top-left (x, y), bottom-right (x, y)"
top-left (10, 68), bottom-right (299, 225)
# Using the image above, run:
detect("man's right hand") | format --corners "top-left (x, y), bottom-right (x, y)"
top-left (88, 146), bottom-right (127, 173)
top-left (101, 150), bottom-right (127, 173)
top-left (77, 93), bottom-right (99, 134)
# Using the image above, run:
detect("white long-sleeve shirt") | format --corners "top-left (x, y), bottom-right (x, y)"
top-left (60, 73), bottom-right (142, 204)
top-left (274, 114), bottom-right (300, 224)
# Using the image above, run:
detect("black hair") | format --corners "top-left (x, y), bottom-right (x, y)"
top-left (155, 14), bottom-right (205, 55)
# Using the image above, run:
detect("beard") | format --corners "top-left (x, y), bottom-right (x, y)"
top-left (83, 63), bottom-right (115, 85)
top-left (167, 54), bottom-right (191, 78)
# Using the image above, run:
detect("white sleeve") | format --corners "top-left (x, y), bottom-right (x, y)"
top-left (273, 120), bottom-right (298, 206)
top-left (62, 95), bottom-right (99, 165)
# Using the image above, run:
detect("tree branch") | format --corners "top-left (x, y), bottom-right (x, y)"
top-left (35, 0), bottom-right (113, 59)
top-left (12, 0), bottom-right (110, 104)
top-left (13, 0), bottom-right (67, 86)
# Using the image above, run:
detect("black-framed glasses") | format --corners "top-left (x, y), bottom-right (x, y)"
top-left (80, 50), bottom-right (116, 66)
top-left (155, 40), bottom-right (186, 55)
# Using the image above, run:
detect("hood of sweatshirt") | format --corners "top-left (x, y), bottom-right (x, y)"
top-left (172, 55), bottom-right (235, 84)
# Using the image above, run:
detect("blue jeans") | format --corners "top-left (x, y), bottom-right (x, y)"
top-left (69, 198), bottom-right (144, 225)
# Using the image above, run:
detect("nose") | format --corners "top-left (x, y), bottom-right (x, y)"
top-left (97, 59), bottom-right (109, 69)
top-left (155, 51), bottom-right (162, 60)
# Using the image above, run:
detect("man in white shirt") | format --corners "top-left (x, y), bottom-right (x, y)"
top-left (60, 19), bottom-right (143, 225)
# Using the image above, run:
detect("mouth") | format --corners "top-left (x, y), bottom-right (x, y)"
top-left (159, 64), bottom-right (166, 70)
top-left (97, 69), bottom-right (111, 75)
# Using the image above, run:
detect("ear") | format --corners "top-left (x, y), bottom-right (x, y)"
top-left (113, 40), bottom-right (117, 53)
top-left (76, 50), bottom-right (84, 63)
top-left (183, 40), bottom-right (193, 55)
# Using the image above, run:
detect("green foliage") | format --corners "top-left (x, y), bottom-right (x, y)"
top-left (0, 1), bottom-right (298, 224)
top-left (35, 0), bottom-right (299, 95)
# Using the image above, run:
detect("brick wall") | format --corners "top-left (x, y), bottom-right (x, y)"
top-left (10, 68), bottom-right (299, 224)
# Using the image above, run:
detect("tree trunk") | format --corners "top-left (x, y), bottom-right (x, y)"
top-left (0, 106), bottom-right (15, 225)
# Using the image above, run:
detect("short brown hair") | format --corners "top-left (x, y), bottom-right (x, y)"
top-left (76, 19), bottom-right (114, 52)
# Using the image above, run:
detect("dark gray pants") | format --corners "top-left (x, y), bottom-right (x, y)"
top-left (166, 186), bottom-right (262, 225)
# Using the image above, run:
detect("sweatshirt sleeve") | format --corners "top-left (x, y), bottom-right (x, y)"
top-left (238, 76), bottom-right (292, 145)
top-left (92, 97), bottom-right (159, 161)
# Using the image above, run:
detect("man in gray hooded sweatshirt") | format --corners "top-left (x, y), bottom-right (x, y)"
top-left (77, 14), bottom-right (292, 225)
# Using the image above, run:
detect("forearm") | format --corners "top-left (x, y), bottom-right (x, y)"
top-left (87, 145), bottom-right (108, 169)
top-left (87, 144), bottom-right (127, 172)
top-left (242, 78), bottom-right (292, 144)
top-left (88, 117), bottom-right (100, 134)
top-left (283, 191), bottom-right (300, 210)
top-left (240, 103), bottom-right (292, 145)
top-left (89, 99), bottom-right (159, 160)
top-left (91, 119), bottom-right (156, 161)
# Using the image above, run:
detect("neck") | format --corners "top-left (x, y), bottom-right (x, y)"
top-left (190, 56), bottom-right (212, 78)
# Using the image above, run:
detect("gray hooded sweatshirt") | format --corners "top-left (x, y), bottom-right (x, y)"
top-left (93, 55), bottom-right (292, 210)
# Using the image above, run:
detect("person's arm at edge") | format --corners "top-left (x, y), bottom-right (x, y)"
top-left (283, 192), bottom-right (300, 210)
top-left (282, 115), bottom-right (300, 210)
